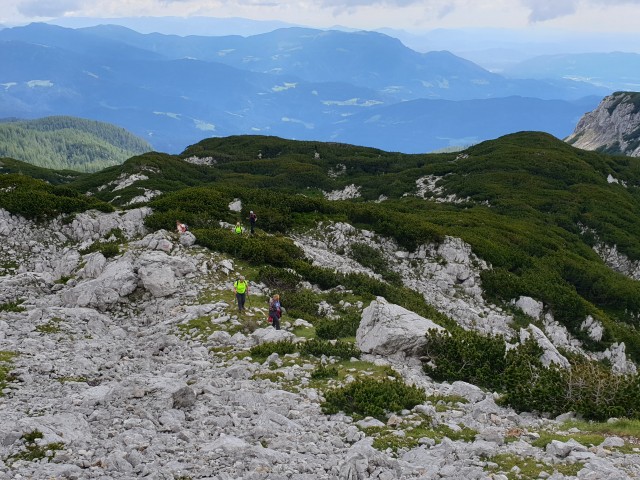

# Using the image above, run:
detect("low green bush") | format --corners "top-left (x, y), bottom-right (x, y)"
top-left (310, 364), bottom-right (339, 380)
top-left (0, 174), bottom-right (113, 219)
top-left (257, 266), bottom-right (301, 292)
top-left (422, 329), bottom-right (640, 421)
top-left (298, 338), bottom-right (360, 360)
top-left (79, 240), bottom-right (120, 258)
top-left (194, 227), bottom-right (304, 267)
top-left (349, 242), bottom-right (401, 284)
top-left (423, 329), bottom-right (507, 391)
top-left (249, 338), bottom-right (360, 362)
top-left (322, 377), bottom-right (426, 420)
top-left (281, 289), bottom-right (322, 318)
top-left (315, 310), bottom-right (361, 339)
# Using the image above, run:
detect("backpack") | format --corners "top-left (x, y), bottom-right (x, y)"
top-left (269, 300), bottom-right (281, 317)
top-left (183, 224), bottom-right (189, 232)
top-left (250, 213), bottom-right (257, 222)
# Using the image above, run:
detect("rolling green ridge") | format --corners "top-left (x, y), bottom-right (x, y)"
top-left (0, 116), bottom-right (152, 172)
top-left (4, 131), bottom-right (640, 363)
top-left (0, 157), bottom-right (86, 185)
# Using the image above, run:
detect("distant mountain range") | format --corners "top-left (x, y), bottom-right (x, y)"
top-left (503, 52), bottom-right (640, 91)
top-left (0, 22), bottom-right (616, 153)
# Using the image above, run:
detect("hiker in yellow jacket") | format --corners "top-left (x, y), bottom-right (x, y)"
top-left (233, 275), bottom-right (249, 312)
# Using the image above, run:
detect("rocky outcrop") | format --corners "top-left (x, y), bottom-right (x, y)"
top-left (566, 91), bottom-right (640, 157)
top-left (357, 297), bottom-right (444, 357)
top-left (294, 222), bottom-right (513, 337)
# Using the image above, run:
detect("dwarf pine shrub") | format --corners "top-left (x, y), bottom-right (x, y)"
top-left (298, 338), bottom-right (360, 360)
top-left (422, 329), bottom-right (640, 421)
top-left (249, 339), bottom-right (360, 362)
top-left (257, 266), bottom-right (301, 292)
top-left (315, 310), bottom-right (361, 339)
top-left (310, 364), bottom-right (339, 380)
top-left (322, 377), bottom-right (426, 420)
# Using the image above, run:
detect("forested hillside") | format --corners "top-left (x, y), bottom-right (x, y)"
top-left (0, 116), bottom-right (152, 172)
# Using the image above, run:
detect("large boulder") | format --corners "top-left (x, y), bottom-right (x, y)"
top-left (356, 297), bottom-right (444, 356)
top-left (63, 207), bottom-right (151, 242)
top-left (513, 296), bottom-right (544, 320)
top-left (136, 251), bottom-right (197, 297)
top-left (62, 258), bottom-right (137, 310)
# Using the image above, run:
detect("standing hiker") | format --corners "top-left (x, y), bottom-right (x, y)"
top-left (234, 221), bottom-right (243, 235)
top-left (233, 275), bottom-right (249, 312)
top-left (248, 210), bottom-right (257, 235)
top-left (268, 294), bottom-right (282, 330)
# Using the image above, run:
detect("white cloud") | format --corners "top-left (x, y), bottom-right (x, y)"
top-left (1, 0), bottom-right (639, 35)
top-left (520, 0), bottom-right (640, 23)
top-left (17, 0), bottom-right (82, 17)
top-left (27, 80), bottom-right (53, 87)
top-left (521, 0), bottom-right (577, 22)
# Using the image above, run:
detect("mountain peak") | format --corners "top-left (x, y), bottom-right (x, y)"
top-left (565, 91), bottom-right (640, 157)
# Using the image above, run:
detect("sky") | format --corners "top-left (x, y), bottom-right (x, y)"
top-left (2, 0), bottom-right (640, 34)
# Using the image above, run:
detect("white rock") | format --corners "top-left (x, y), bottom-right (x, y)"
top-left (356, 297), bottom-right (444, 356)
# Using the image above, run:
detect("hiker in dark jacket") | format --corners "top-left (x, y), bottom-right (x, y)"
top-left (268, 294), bottom-right (282, 330)
top-left (248, 211), bottom-right (257, 235)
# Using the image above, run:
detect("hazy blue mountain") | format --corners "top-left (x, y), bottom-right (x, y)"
top-left (49, 15), bottom-right (298, 37)
top-left (0, 22), bottom-right (608, 153)
top-left (503, 52), bottom-right (640, 91)
top-left (319, 96), bottom-right (601, 153)
top-left (380, 27), bottom-right (640, 70)
top-left (76, 24), bottom-right (608, 102)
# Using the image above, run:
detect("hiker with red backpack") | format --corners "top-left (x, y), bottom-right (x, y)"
top-left (268, 294), bottom-right (282, 330)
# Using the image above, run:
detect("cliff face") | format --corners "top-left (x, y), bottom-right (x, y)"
top-left (565, 91), bottom-right (640, 157)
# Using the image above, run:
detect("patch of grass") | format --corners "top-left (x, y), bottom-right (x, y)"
top-left (426, 394), bottom-right (469, 412)
top-left (0, 300), bottom-right (26, 312)
top-left (530, 430), bottom-right (605, 449)
top-left (35, 317), bottom-right (63, 334)
top-left (485, 453), bottom-right (583, 479)
top-left (0, 351), bottom-right (18, 393)
top-left (292, 325), bottom-right (316, 339)
top-left (363, 415), bottom-right (477, 453)
top-left (252, 372), bottom-right (285, 383)
top-left (426, 394), bottom-right (469, 405)
top-left (249, 340), bottom-right (298, 361)
top-left (563, 418), bottom-right (640, 440)
top-left (0, 259), bottom-right (19, 275)
top-left (5, 430), bottom-right (64, 466)
top-left (56, 376), bottom-right (88, 383)
top-left (177, 315), bottom-right (221, 339)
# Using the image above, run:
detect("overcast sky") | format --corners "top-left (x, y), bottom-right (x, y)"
top-left (2, 0), bottom-right (640, 33)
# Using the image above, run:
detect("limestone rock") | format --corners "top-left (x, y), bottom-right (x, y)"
top-left (356, 297), bottom-right (444, 356)
top-left (566, 92), bottom-right (640, 157)
top-left (519, 324), bottom-right (570, 368)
